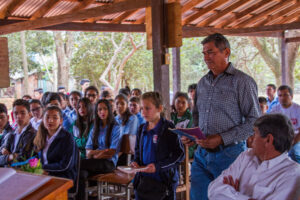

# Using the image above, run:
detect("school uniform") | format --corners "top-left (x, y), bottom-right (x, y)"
top-left (133, 118), bottom-right (185, 200)
top-left (70, 122), bottom-right (94, 159)
top-left (136, 112), bottom-right (146, 127)
top-left (0, 123), bottom-right (36, 166)
top-left (0, 122), bottom-right (13, 148)
top-left (78, 122), bottom-right (121, 199)
top-left (40, 127), bottom-right (78, 182)
top-left (115, 115), bottom-right (138, 136)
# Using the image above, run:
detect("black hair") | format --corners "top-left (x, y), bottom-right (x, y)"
top-left (29, 99), bottom-right (42, 106)
top-left (278, 85), bottom-right (293, 97)
top-left (129, 96), bottom-right (141, 104)
top-left (267, 84), bottom-right (276, 91)
top-left (70, 90), bottom-right (81, 98)
top-left (84, 86), bottom-right (99, 97)
top-left (115, 93), bottom-right (132, 126)
top-left (258, 97), bottom-right (267, 105)
top-left (13, 99), bottom-right (30, 112)
top-left (101, 90), bottom-right (111, 99)
top-left (75, 98), bottom-right (94, 138)
top-left (119, 88), bottom-right (130, 97)
top-left (22, 95), bottom-right (32, 100)
top-left (188, 84), bottom-right (197, 92)
top-left (41, 91), bottom-right (51, 107)
top-left (254, 114), bottom-right (294, 153)
top-left (201, 33), bottom-right (230, 52)
top-left (34, 88), bottom-right (43, 94)
top-left (45, 92), bottom-right (61, 105)
top-left (92, 99), bottom-right (115, 149)
top-left (58, 92), bottom-right (67, 100)
top-left (0, 103), bottom-right (8, 114)
top-left (131, 88), bottom-right (142, 96)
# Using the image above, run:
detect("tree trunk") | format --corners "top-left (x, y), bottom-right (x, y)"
top-left (54, 31), bottom-right (74, 91)
top-left (20, 31), bottom-right (29, 95)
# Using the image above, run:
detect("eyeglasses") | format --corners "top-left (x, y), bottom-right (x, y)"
top-left (87, 94), bottom-right (97, 98)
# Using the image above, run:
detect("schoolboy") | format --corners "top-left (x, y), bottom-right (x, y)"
top-left (0, 103), bottom-right (13, 147)
top-left (84, 86), bottom-right (99, 105)
top-left (68, 90), bottom-right (81, 122)
top-left (0, 99), bottom-right (36, 166)
top-left (258, 96), bottom-right (268, 114)
top-left (46, 92), bottom-right (72, 131)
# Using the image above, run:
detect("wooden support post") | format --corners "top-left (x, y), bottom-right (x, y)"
top-left (151, 0), bottom-right (170, 118)
top-left (281, 32), bottom-right (288, 85)
top-left (172, 47), bottom-right (181, 94)
top-left (0, 37), bottom-right (10, 88)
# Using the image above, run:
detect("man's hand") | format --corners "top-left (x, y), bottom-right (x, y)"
top-left (196, 134), bottom-right (223, 149)
top-left (223, 175), bottom-right (239, 191)
top-left (130, 162), bottom-right (140, 168)
top-left (140, 163), bottom-right (156, 173)
top-left (181, 136), bottom-right (196, 147)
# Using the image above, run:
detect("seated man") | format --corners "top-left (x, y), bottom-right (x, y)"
top-left (208, 114), bottom-right (300, 200)
top-left (0, 99), bottom-right (36, 166)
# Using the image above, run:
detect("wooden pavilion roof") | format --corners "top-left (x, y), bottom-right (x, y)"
top-left (0, 0), bottom-right (299, 37)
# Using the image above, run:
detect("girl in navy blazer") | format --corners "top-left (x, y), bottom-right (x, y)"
top-left (34, 106), bottom-right (78, 182)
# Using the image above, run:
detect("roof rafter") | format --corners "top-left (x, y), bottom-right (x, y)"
top-left (0, 0), bottom-right (150, 35)
top-left (235, 0), bottom-right (294, 28)
top-left (69, 0), bottom-right (95, 12)
top-left (111, 9), bottom-right (139, 24)
top-left (30, 0), bottom-right (61, 20)
top-left (215, 0), bottom-right (270, 28)
top-left (183, 0), bottom-right (230, 25)
top-left (181, 0), bottom-right (206, 14)
top-left (278, 10), bottom-right (300, 24)
top-left (255, 2), bottom-right (299, 27)
top-left (196, 0), bottom-right (249, 27)
top-left (0, 0), bottom-right (27, 19)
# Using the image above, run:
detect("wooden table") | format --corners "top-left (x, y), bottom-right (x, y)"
top-left (22, 176), bottom-right (73, 200)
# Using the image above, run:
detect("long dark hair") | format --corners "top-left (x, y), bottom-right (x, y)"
top-left (92, 99), bottom-right (115, 149)
top-left (75, 98), bottom-right (94, 138)
top-left (115, 94), bottom-right (132, 126)
top-left (34, 106), bottom-right (62, 151)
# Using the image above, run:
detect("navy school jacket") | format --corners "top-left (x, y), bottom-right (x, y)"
top-left (39, 128), bottom-right (79, 182)
top-left (133, 118), bottom-right (185, 187)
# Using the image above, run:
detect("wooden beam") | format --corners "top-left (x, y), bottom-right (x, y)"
top-left (172, 47), bottom-right (181, 93)
top-left (281, 32), bottom-right (288, 85)
top-left (182, 21), bottom-right (300, 37)
top-left (286, 37), bottom-right (300, 43)
top-left (133, 16), bottom-right (145, 24)
top-left (111, 10), bottom-right (139, 24)
top-left (69, 0), bottom-right (95, 12)
top-left (151, 0), bottom-right (170, 117)
top-left (0, 0), bottom-right (27, 19)
top-left (30, 0), bottom-right (61, 20)
top-left (235, 0), bottom-right (293, 28)
top-left (181, 0), bottom-right (206, 14)
top-left (255, 2), bottom-right (298, 27)
top-left (183, 0), bottom-right (230, 25)
top-left (216, 0), bottom-right (270, 28)
top-left (196, 0), bottom-right (249, 27)
top-left (278, 10), bottom-right (300, 24)
top-left (0, 0), bottom-right (150, 35)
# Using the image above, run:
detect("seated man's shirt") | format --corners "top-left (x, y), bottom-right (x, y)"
top-left (270, 102), bottom-right (300, 133)
top-left (266, 96), bottom-right (279, 113)
top-left (208, 149), bottom-right (300, 200)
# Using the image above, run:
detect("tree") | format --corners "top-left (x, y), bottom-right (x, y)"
top-left (54, 31), bottom-right (74, 91)
top-left (20, 31), bottom-right (29, 95)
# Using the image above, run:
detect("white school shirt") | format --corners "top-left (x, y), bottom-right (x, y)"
top-left (43, 126), bottom-right (62, 165)
top-left (13, 124), bottom-right (29, 153)
top-left (208, 149), bottom-right (300, 200)
top-left (30, 118), bottom-right (42, 131)
top-left (270, 102), bottom-right (300, 134)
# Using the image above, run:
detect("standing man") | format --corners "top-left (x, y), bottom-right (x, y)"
top-left (182, 33), bottom-right (260, 200)
top-left (266, 83), bottom-right (279, 113)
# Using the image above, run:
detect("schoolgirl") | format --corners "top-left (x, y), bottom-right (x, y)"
top-left (69, 98), bottom-right (94, 159)
top-left (131, 91), bottom-right (184, 200)
top-left (78, 99), bottom-right (121, 199)
top-left (34, 106), bottom-right (78, 181)
top-left (171, 92), bottom-right (196, 158)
